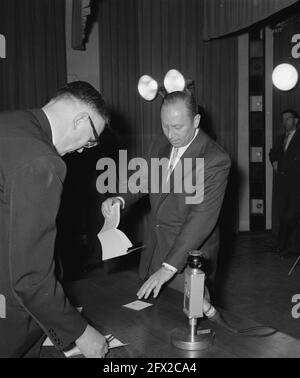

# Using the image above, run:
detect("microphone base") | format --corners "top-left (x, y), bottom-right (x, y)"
top-left (171, 327), bottom-right (214, 351)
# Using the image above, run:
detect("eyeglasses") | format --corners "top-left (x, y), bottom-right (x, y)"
top-left (83, 116), bottom-right (100, 149)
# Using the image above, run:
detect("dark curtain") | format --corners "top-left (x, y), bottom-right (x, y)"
top-left (99, 0), bottom-right (140, 157)
top-left (98, 0), bottom-right (238, 248)
top-left (0, 0), bottom-right (67, 111)
top-left (99, 0), bottom-right (237, 162)
top-left (203, 0), bottom-right (298, 40)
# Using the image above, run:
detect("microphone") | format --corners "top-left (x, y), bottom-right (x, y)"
top-left (171, 250), bottom-right (214, 351)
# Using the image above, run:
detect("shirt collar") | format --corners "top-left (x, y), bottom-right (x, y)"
top-left (26, 109), bottom-right (56, 147)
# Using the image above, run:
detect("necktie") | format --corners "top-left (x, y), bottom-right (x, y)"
top-left (169, 147), bottom-right (179, 174)
top-left (283, 132), bottom-right (291, 151)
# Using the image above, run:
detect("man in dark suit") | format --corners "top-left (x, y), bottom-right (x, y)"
top-left (0, 81), bottom-right (110, 358)
top-left (102, 91), bottom-right (231, 299)
top-left (269, 109), bottom-right (300, 258)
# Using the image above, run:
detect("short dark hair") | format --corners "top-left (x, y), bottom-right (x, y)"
top-left (161, 91), bottom-right (198, 119)
top-left (55, 81), bottom-right (110, 124)
top-left (281, 109), bottom-right (299, 119)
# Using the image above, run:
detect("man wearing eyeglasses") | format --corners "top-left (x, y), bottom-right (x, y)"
top-left (0, 81), bottom-right (110, 358)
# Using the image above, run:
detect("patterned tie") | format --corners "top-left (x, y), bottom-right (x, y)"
top-left (169, 147), bottom-right (179, 174)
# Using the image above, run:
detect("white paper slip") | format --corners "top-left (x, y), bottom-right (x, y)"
top-left (97, 201), bottom-right (134, 260)
top-left (42, 337), bottom-right (55, 347)
top-left (99, 228), bottom-right (133, 260)
top-left (123, 300), bottom-right (153, 311)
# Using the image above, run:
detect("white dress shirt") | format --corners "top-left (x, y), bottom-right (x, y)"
top-left (167, 128), bottom-right (199, 173)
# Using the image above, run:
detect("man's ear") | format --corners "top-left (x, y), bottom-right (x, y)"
top-left (73, 112), bottom-right (89, 129)
top-left (194, 114), bottom-right (201, 128)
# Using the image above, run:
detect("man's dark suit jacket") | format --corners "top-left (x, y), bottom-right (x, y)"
top-left (123, 129), bottom-right (231, 282)
top-left (269, 127), bottom-right (300, 251)
top-left (0, 110), bottom-right (87, 357)
top-left (269, 128), bottom-right (300, 192)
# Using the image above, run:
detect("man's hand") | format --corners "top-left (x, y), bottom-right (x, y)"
top-left (137, 267), bottom-right (176, 300)
top-left (101, 197), bottom-right (122, 218)
top-left (75, 325), bottom-right (108, 358)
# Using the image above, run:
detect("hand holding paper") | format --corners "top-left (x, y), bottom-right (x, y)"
top-left (98, 201), bottom-right (133, 260)
top-left (99, 198), bottom-right (145, 260)
top-left (100, 199), bottom-right (122, 232)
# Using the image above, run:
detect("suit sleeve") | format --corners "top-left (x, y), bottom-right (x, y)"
top-left (164, 153), bottom-right (231, 271)
top-left (117, 140), bottom-right (157, 208)
top-left (7, 157), bottom-right (88, 350)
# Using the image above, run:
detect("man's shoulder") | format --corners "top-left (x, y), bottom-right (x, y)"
top-left (0, 109), bottom-right (57, 155)
top-left (0, 109), bottom-right (65, 182)
top-left (196, 130), bottom-right (231, 164)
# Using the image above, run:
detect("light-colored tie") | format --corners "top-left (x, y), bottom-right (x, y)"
top-left (283, 132), bottom-right (291, 151)
top-left (169, 147), bottom-right (179, 174)
top-left (167, 147), bottom-right (179, 181)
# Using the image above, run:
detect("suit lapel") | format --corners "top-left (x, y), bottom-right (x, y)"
top-left (151, 138), bottom-right (171, 213)
top-left (285, 128), bottom-right (300, 154)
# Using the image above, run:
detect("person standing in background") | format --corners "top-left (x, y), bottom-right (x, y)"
top-left (269, 109), bottom-right (300, 258)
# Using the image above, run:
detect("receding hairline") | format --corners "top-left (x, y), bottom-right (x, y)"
top-left (161, 97), bottom-right (198, 120)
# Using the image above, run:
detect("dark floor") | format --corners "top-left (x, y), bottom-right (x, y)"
top-left (215, 233), bottom-right (300, 340)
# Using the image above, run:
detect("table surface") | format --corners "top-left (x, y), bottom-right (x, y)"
top-left (42, 269), bottom-right (300, 358)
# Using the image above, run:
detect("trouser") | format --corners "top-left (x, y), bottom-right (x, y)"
top-left (0, 304), bottom-right (45, 358)
top-left (277, 184), bottom-right (300, 251)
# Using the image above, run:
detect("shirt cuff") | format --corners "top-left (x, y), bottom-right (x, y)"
top-left (162, 262), bottom-right (178, 273)
top-left (116, 196), bottom-right (125, 209)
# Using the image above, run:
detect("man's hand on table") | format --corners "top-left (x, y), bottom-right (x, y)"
top-left (75, 325), bottom-right (108, 358)
top-left (137, 267), bottom-right (176, 300)
top-left (101, 197), bottom-right (123, 218)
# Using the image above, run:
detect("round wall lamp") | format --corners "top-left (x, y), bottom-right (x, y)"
top-left (272, 63), bottom-right (298, 91)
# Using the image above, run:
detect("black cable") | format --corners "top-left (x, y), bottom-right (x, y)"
top-left (208, 309), bottom-right (278, 337)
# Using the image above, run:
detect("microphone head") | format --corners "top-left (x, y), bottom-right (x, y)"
top-left (187, 250), bottom-right (204, 269)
